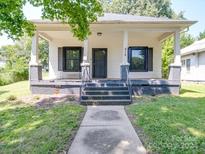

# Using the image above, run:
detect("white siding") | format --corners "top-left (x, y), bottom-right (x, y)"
top-left (48, 31), bottom-right (162, 79)
top-left (181, 51), bottom-right (205, 81)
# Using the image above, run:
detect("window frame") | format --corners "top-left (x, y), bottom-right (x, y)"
top-left (182, 60), bottom-right (186, 67)
top-left (128, 46), bottom-right (149, 72)
top-left (186, 58), bottom-right (191, 72)
top-left (63, 47), bottom-right (82, 72)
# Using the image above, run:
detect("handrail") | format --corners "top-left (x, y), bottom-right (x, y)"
top-left (125, 67), bottom-right (132, 103)
top-left (80, 65), bottom-right (91, 102)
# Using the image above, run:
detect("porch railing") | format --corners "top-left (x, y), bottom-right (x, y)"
top-left (125, 66), bottom-right (132, 103)
top-left (80, 64), bottom-right (91, 102)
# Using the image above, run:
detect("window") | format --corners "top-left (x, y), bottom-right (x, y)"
top-left (186, 59), bottom-right (191, 71)
top-left (63, 47), bottom-right (82, 72)
top-left (128, 47), bottom-right (149, 72)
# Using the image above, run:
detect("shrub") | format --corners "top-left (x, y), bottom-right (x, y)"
top-left (0, 68), bottom-right (28, 86)
top-left (7, 95), bottom-right (17, 101)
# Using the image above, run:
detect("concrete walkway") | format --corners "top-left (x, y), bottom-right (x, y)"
top-left (68, 106), bottom-right (146, 154)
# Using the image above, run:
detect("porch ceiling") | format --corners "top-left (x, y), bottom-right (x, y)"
top-left (39, 30), bottom-right (169, 42)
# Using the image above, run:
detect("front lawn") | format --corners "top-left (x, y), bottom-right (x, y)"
top-left (0, 81), bottom-right (30, 101)
top-left (0, 100), bottom-right (85, 153)
top-left (127, 83), bottom-right (205, 153)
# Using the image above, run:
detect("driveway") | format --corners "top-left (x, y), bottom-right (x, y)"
top-left (68, 106), bottom-right (146, 154)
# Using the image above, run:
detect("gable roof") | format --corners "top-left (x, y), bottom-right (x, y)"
top-left (97, 13), bottom-right (195, 24)
top-left (181, 38), bottom-right (205, 56)
top-left (31, 13), bottom-right (196, 25)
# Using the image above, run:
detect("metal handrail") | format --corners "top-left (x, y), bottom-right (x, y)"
top-left (80, 65), bottom-right (91, 102)
top-left (126, 67), bottom-right (132, 103)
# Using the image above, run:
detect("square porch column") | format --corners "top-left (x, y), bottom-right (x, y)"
top-left (81, 38), bottom-right (91, 81)
top-left (120, 30), bottom-right (130, 81)
top-left (29, 31), bottom-right (42, 81)
top-left (168, 30), bottom-right (181, 81)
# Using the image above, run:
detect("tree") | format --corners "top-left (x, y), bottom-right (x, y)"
top-left (0, 36), bottom-right (49, 69)
top-left (162, 38), bottom-right (174, 78)
top-left (39, 39), bottom-right (49, 70)
top-left (198, 30), bottom-right (205, 40)
top-left (101, 0), bottom-right (183, 19)
top-left (0, 0), bottom-right (102, 41)
top-left (180, 33), bottom-right (195, 49)
top-left (0, 36), bottom-right (49, 85)
top-left (161, 33), bottom-right (195, 78)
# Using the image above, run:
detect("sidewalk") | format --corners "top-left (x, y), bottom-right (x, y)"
top-left (68, 106), bottom-right (146, 154)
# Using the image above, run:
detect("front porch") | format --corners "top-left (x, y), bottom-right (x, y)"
top-left (30, 79), bottom-right (180, 96)
top-left (28, 13), bottom-right (195, 98)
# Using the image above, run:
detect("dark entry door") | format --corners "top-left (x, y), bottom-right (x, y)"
top-left (92, 48), bottom-right (107, 78)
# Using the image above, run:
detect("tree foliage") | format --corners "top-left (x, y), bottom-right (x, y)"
top-left (0, 0), bottom-right (103, 40)
top-left (198, 29), bottom-right (205, 40)
top-left (180, 33), bottom-right (195, 49)
top-left (0, 36), bottom-right (48, 85)
top-left (162, 37), bottom-right (174, 78)
top-left (101, 0), bottom-right (183, 19)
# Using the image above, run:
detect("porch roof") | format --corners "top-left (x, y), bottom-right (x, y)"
top-left (31, 13), bottom-right (196, 28)
top-left (31, 13), bottom-right (196, 42)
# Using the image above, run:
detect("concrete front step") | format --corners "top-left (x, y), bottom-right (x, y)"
top-left (81, 95), bottom-right (131, 100)
top-left (83, 90), bottom-right (129, 95)
top-left (84, 86), bottom-right (128, 90)
top-left (85, 83), bottom-right (126, 87)
top-left (80, 81), bottom-right (131, 105)
top-left (80, 100), bottom-right (131, 105)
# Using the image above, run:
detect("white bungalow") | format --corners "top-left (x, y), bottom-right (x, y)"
top-left (29, 13), bottom-right (196, 103)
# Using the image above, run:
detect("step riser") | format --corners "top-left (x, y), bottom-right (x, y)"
top-left (83, 91), bottom-right (129, 95)
top-left (85, 84), bottom-right (126, 87)
top-left (81, 96), bottom-right (131, 100)
top-left (84, 87), bottom-right (128, 90)
top-left (81, 101), bottom-right (131, 105)
top-left (81, 82), bottom-right (131, 105)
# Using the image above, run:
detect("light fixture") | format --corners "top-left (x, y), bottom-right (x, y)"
top-left (97, 32), bottom-right (102, 36)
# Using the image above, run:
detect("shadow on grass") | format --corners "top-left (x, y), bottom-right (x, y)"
top-left (127, 95), bottom-right (205, 153)
top-left (0, 90), bottom-right (9, 96)
top-left (0, 101), bottom-right (84, 153)
top-left (180, 89), bottom-right (201, 95)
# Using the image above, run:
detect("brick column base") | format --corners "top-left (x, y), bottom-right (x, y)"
top-left (30, 65), bottom-right (42, 81)
top-left (120, 64), bottom-right (129, 81)
top-left (168, 64), bottom-right (181, 81)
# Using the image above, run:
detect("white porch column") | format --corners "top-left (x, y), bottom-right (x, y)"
top-left (168, 30), bottom-right (181, 82)
top-left (173, 30), bottom-right (181, 65)
top-left (83, 39), bottom-right (88, 62)
top-left (30, 31), bottom-right (39, 65)
top-left (81, 38), bottom-right (91, 81)
top-left (122, 30), bottom-right (128, 64)
top-left (120, 30), bottom-right (130, 80)
top-left (29, 31), bottom-right (42, 81)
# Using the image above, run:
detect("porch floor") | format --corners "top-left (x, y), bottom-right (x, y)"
top-left (30, 79), bottom-right (180, 96)
top-left (31, 79), bottom-right (180, 86)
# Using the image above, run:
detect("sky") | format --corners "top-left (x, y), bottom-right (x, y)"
top-left (0, 0), bottom-right (205, 47)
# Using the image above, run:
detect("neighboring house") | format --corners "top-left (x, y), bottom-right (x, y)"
top-left (29, 13), bottom-right (195, 103)
top-left (181, 38), bottom-right (205, 82)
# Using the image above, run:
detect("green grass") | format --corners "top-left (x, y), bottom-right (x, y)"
top-left (0, 101), bottom-right (85, 153)
top-left (0, 81), bottom-right (30, 101)
top-left (127, 83), bottom-right (205, 154)
top-left (0, 80), bottom-right (85, 153)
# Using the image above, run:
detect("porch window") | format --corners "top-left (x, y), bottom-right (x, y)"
top-left (63, 47), bottom-right (82, 72)
top-left (128, 47), bottom-right (152, 72)
top-left (186, 59), bottom-right (191, 72)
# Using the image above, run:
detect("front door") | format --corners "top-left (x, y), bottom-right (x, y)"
top-left (92, 48), bottom-right (107, 78)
